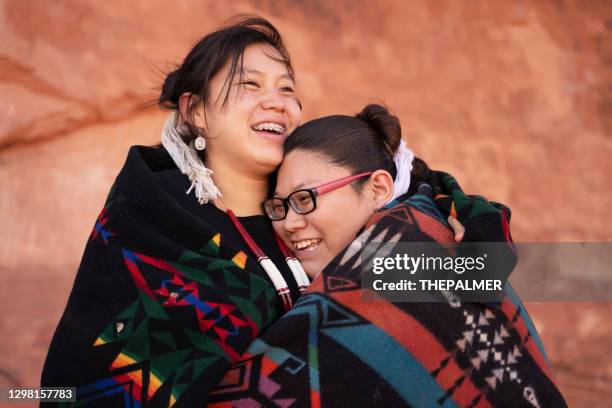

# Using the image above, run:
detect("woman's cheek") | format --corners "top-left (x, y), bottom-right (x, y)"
top-left (272, 222), bottom-right (288, 243)
top-left (286, 97), bottom-right (302, 126)
top-left (238, 93), bottom-right (260, 112)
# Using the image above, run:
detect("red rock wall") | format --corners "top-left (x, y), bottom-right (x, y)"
top-left (1, 1), bottom-right (610, 405)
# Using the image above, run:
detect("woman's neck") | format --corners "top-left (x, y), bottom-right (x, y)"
top-left (205, 157), bottom-right (270, 216)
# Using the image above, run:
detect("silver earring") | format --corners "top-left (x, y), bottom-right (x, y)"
top-left (194, 136), bottom-right (206, 151)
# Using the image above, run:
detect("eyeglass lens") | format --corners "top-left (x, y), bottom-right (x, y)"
top-left (265, 190), bottom-right (316, 220)
top-left (289, 190), bottom-right (315, 214)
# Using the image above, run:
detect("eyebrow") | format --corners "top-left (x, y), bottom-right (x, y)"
top-left (241, 68), bottom-right (294, 81)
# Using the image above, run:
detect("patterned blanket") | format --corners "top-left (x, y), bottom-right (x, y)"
top-left (41, 146), bottom-right (283, 407)
top-left (41, 145), bottom-right (565, 407)
top-left (207, 175), bottom-right (567, 407)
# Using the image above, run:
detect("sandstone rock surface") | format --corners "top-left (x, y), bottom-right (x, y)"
top-left (1, 1), bottom-right (610, 406)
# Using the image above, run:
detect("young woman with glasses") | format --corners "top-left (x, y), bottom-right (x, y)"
top-left (267, 104), bottom-right (432, 279)
top-left (210, 103), bottom-right (567, 407)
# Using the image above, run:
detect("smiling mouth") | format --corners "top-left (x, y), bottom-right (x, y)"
top-left (251, 122), bottom-right (286, 137)
top-left (293, 238), bottom-right (322, 252)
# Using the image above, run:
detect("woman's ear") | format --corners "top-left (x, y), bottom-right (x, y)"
top-left (178, 92), bottom-right (206, 130)
top-left (365, 170), bottom-right (395, 209)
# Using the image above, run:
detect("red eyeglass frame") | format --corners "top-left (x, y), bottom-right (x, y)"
top-left (264, 172), bottom-right (374, 221)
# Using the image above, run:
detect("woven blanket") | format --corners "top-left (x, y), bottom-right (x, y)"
top-left (208, 175), bottom-right (567, 407)
top-left (41, 146), bottom-right (283, 407)
top-left (41, 145), bottom-right (565, 407)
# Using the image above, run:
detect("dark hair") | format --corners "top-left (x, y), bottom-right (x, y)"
top-left (159, 15), bottom-right (294, 143)
top-left (284, 104), bottom-right (430, 196)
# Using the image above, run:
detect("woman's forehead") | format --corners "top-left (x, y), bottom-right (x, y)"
top-left (275, 150), bottom-right (350, 194)
top-left (241, 43), bottom-right (292, 78)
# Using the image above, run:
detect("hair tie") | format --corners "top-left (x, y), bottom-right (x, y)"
top-left (387, 139), bottom-right (415, 204)
top-left (160, 111), bottom-right (222, 204)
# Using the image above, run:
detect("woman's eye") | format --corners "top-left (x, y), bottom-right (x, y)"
top-left (281, 86), bottom-right (294, 93)
top-left (239, 80), bottom-right (260, 88)
top-left (297, 195), bottom-right (312, 204)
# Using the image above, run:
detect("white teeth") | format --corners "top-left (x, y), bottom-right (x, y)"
top-left (253, 122), bottom-right (285, 134)
top-left (294, 239), bottom-right (321, 250)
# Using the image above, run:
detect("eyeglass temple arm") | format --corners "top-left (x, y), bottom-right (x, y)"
top-left (315, 172), bottom-right (373, 195)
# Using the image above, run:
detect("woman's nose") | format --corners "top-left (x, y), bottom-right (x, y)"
top-left (282, 206), bottom-right (306, 232)
top-left (260, 89), bottom-right (285, 111)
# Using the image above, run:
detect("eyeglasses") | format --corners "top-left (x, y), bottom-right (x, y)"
top-left (263, 172), bottom-right (373, 221)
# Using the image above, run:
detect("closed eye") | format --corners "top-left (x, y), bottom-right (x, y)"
top-left (238, 80), bottom-right (260, 88)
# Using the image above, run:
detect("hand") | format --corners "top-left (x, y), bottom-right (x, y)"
top-left (447, 216), bottom-right (465, 242)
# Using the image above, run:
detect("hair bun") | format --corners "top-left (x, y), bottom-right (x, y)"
top-left (160, 70), bottom-right (180, 106)
top-left (355, 104), bottom-right (402, 156)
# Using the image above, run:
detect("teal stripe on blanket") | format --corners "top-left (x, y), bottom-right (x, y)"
top-left (321, 325), bottom-right (458, 408)
top-left (407, 194), bottom-right (449, 225)
top-left (248, 339), bottom-right (307, 375)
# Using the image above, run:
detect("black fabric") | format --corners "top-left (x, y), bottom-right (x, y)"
top-left (156, 165), bottom-right (300, 302)
top-left (40, 146), bottom-right (301, 407)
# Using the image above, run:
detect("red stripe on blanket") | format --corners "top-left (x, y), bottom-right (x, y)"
top-left (123, 258), bottom-right (156, 299)
top-left (499, 299), bottom-right (554, 381)
top-left (261, 354), bottom-right (279, 377)
top-left (499, 209), bottom-right (512, 244)
top-left (136, 252), bottom-right (182, 274)
top-left (366, 205), bottom-right (455, 245)
top-left (473, 396), bottom-right (493, 408)
top-left (311, 389), bottom-right (321, 408)
top-left (112, 371), bottom-right (143, 404)
top-left (307, 273), bottom-right (325, 293)
top-left (331, 290), bottom-right (491, 408)
top-left (207, 402), bottom-right (233, 407)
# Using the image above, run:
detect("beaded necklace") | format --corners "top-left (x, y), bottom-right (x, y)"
top-left (227, 210), bottom-right (310, 312)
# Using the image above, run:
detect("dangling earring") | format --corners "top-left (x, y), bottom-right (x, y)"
top-left (194, 134), bottom-right (206, 151)
top-left (161, 111), bottom-right (221, 204)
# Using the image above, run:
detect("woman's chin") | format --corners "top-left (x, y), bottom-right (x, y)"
top-left (305, 266), bottom-right (321, 280)
top-left (299, 259), bottom-right (323, 280)
top-left (252, 149), bottom-right (284, 172)
top-left (298, 257), bottom-right (321, 280)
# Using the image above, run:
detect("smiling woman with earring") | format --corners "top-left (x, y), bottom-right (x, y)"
top-left (41, 17), bottom-right (309, 406)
